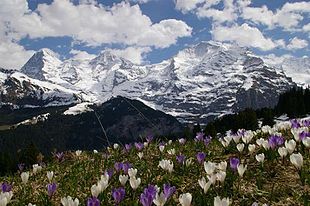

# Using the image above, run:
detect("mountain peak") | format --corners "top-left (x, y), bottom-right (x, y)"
top-left (21, 48), bottom-right (62, 80)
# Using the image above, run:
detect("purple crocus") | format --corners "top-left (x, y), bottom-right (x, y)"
top-left (1, 182), bottom-right (12, 192)
top-left (299, 131), bottom-right (310, 141)
top-left (268, 135), bottom-right (284, 149)
top-left (112, 187), bottom-right (126, 205)
top-left (291, 119), bottom-right (301, 129)
top-left (140, 185), bottom-right (157, 206)
top-left (302, 120), bottom-right (310, 127)
top-left (196, 152), bottom-right (206, 164)
top-left (230, 157), bottom-right (240, 171)
top-left (55, 152), bottom-right (64, 162)
top-left (163, 183), bottom-right (176, 200)
top-left (125, 144), bottom-right (132, 152)
top-left (87, 197), bottom-right (100, 206)
top-left (122, 162), bottom-right (132, 174)
top-left (47, 183), bottom-right (57, 197)
top-left (146, 135), bottom-right (154, 142)
top-left (135, 142), bottom-right (144, 151)
top-left (114, 162), bottom-right (123, 172)
top-left (204, 136), bottom-right (212, 147)
top-left (18, 163), bottom-right (25, 172)
top-left (105, 168), bottom-right (114, 179)
top-left (176, 155), bottom-right (186, 164)
top-left (195, 132), bottom-right (204, 141)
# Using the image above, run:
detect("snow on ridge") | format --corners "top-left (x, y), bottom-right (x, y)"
top-left (63, 102), bottom-right (94, 115)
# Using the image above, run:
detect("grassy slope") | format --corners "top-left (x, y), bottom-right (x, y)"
top-left (0, 124), bottom-right (309, 205)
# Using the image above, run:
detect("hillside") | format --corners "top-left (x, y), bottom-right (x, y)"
top-left (0, 117), bottom-right (309, 205)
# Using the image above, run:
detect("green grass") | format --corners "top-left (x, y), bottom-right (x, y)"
top-left (0, 127), bottom-right (309, 205)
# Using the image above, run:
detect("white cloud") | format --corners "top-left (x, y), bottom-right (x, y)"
top-left (175, 0), bottom-right (206, 13)
top-left (0, 0), bottom-right (192, 48)
top-left (109, 47), bottom-right (151, 64)
top-left (130, 0), bottom-right (152, 4)
top-left (0, 40), bottom-right (34, 69)
top-left (287, 37), bottom-right (308, 50)
top-left (211, 23), bottom-right (281, 51)
top-left (69, 49), bottom-right (97, 60)
top-left (241, 1), bottom-right (310, 30)
top-left (303, 23), bottom-right (310, 33)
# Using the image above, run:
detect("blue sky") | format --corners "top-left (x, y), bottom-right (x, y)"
top-left (0, 0), bottom-right (309, 69)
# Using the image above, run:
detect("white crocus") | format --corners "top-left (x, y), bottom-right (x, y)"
top-left (28, 204), bottom-right (36, 206)
top-left (47, 171), bottom-right (54, 182)
top-left (61, 196), bottom-right (79, 206)
top-left (198, 177), bottom-right (212, 194)
top-left (242, 131), bottom-right (254, 144)
top-left (290, 153), bottom-right (303, 169)
top-left (278, 147), bottom-right (288, 158)
top-left (204, 161), bottom-right (216, 175)
top-left (207, 174), bottom-right (217, 185)
top-left (216, 171), bottom-right (226, 183)
top-left (98, 174), bottom-right (109, 191)
top-left (217, 161), bottom-right (227, 171)
top-left (0, 191), bottom-right (13, 206)
top-left (185, 158), bottom-right (193, 167)
top-left (93, 150), bottom-right (98, 154)
top-left (237, 143), bottom-right (244, 152)
top-left (91, 184), bottom-right (102, 197)
top-left (255, 153), bottom-right (265, 163)
top-left (285, 139), bottom-right (296, 154)
top-left (232, 135), bottom-right (241, 144)
top-left (214, 196), bottom-right (230, 206)
top-left (75, 150), bottom-right (82, 156)
top-left (21, 172), bottom-right (30, 184)
top-left (237, 164), bottom-right (247, 177)
top-left (119, 175), bottom-right (128, 186)
top-left (158, 159), bottom-right (173, 173)
top-left (159, 145), bottom-right (165, 152)
top-left (32, 164), bottom-right (42, 174)
top-left (153, 192), bottom-right (166, 206)
top-left (179, 193), bottom-right (192, 206)
top-left (262, 140), bottom-right (270, 150)
top-left (138, 152), bottom-right (144, 159)
top-left (129, 176), bottom-right (141, 190)
top-left (248, 144), bottom-right (256, 154)
top-left (302, 137), bottom-right (310, 148)
top-left (256, 138), bottom-right (265, 146)
top-left (167, 149), bottom-right (176, 155)
top-left (113, 143), bottom-right (119, 149)
top-left (168, 140), bottom-right (173, 145)
top-left (128, 168), bottom-right (138, 178)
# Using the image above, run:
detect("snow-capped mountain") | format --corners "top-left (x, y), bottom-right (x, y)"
top-left (1, 41), bottom-right (298, 123)
top-left (263, 55), bottom-right (310, 87)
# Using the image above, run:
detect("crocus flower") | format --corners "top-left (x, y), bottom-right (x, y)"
top-left (237, 143), bottom-right (244, 152)
top-left (61, 196), bottom-right (79, 206)
top-left (255, 153), bottom-right (265, 163)
top-left (195, 132), bottom-right (204, 141)
top-left (113, 143), bottom-right (119, 149)
top-left (138, 152), bottom-right (144, 159)
top-left (237, 164), bottom-right (247, 177)
top-left (285, 139), bottom-right (296, 154)
top-left (146, 135), bottom-right (153, 142)
top-left (176, 155), bottom-right (186, 165)
top-left (128, 168), bottom-right (138, 178)
top-left (119, 175), bottom-right (128, 186)
top-left (196, 152), bottom-right (206, 164)
top-left (125, 144), bottom-right (132, 152)
top-left (47, 171), bottom-right (54, 182)
top-left (216, 171), bottom-right (226, 183)
top-left (159, 145), bottom-right (165, 153)
top-left (47, 183), bottom-right (57, 197)
top-left (91, 184), bottom-right (102, 198)
top-left (112, 187), bottom-right (125, 205)
top-left (198, 177), bottom-right (212, 194)
top-left (229, 157), bottom-right (240, 171)
top-left (167, 149), bottom-right (176, 155)
top-left (299, 131), bottom-right (310, 141)
top-left (248, 144), bottom-right (256, 154)
top-left (290, 153), bottom-right (303, 169)
top-left (87, 197), bottom-right (100, 206)
top-left (291, 119), bottom-right (300, 128)
top-left (204, 161), bottom-right (216, 175)
top-left (135, 142), bottom-right (144, 151)
top-left (129, 177), bottom-right (141, 190)
top-left (163, 183), bottom-right (176, 200)
top-left (217, 161), bottom-right (227, 171)
top-left (268, 135), bottom-right (284, 149)
top-left (55, 152), bottom-right (64, 162)
top-left (204, 136), bottom-right (212, 147)
top-left (278, 147), bottom-right (288, 158)
top-left (179, 193), bottom-right (192, 206)
top-left (303, 137), bottom-right (310, 147)
top-left (0, 191), bottom-right (13, 205)
top-left (153, 192), bottom-right (166, 206)
top-left (114, 162), bottom-right (123, 172)
top-left (158, 160), bottom-right (174, 173)
top-left (21, 172), bottom-right (29, 184)
top-left (1, 183), bottom-right (12, 193)
top-left (32, 164), bottom-right (42, 174)
top-left (75, 150), bottom-right (82, 157)
top-left (122, 162), bottom-right (132, 174)
top-left (302, 120), bottom-right (310, 127)
top-left (214, 196), bottom-right (230, 206)
top-left (140, 185), bottom-right (157, 206)
top-left (18, 163), bottom-right (25, 172)
top-left (178, 138), bottom-right (186, 144)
